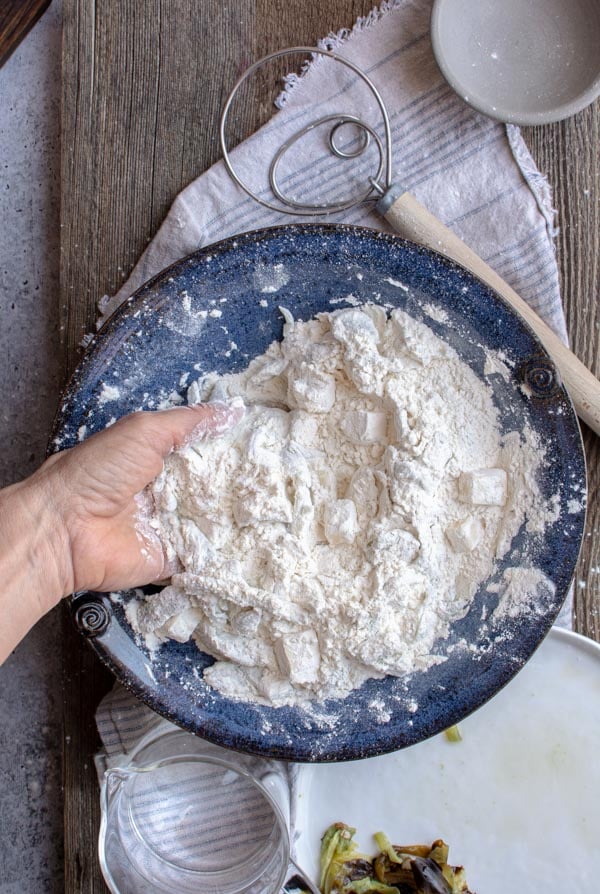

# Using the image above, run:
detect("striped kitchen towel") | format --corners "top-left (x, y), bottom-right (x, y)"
top-left (98, 0), bottom-right (567, 347)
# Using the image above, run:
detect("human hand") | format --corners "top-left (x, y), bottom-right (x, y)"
top-left (0, 403), bottom-right (242, 663)
top-left (45, 402), bottom-right (243, 595)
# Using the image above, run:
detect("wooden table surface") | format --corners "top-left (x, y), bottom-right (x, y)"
top-left (60, 1), bottom-right (600, 889)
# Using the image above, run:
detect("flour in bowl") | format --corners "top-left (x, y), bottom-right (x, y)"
top-left (127, 305), bottom-right (553, 707)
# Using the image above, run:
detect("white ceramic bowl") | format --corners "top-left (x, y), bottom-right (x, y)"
top-left (431, 0), bottom-right (600, 124)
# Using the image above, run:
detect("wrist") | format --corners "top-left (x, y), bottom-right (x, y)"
top-left (0, 467), bottom-right (73, 611)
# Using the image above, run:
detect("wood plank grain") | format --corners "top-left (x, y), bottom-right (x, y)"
top-left (61, 2), bottom-right (114, 891)
top-left (255, 0), bottom-right (375, 56)
top-left (522, 101), bottom-right (600, 642)
top-left (0, 0), bottom-right (51, 68)
top-left (61, 613), bottom-right (113, 893)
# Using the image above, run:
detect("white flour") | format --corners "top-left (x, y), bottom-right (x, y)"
top-left (128, 305), bottom-right (554, 707)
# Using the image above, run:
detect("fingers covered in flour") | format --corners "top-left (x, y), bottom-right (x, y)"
top-left (179, 399), bottom-right (246, 449)
top-left (135, 401), bottom-right (245, 584)
top-left (111, 400), bottom-right (245, 459)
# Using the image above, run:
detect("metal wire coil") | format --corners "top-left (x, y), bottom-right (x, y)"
top-left (219, 46), bottom-right (394, 216)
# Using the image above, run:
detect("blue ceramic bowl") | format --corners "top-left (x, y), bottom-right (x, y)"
top-left (51, 225), bottom-right (586, 762)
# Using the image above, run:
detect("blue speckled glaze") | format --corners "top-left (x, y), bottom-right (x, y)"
top-left (52, 225), bottom-right (586, 762)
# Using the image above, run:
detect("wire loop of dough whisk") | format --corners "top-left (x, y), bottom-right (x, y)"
top-left (219, 46), bottom-right (394, 216)
top-left (268, 114), bottom-right (386, 214)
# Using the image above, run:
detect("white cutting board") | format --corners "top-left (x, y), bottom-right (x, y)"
top-left (293, 628), bottom-right (600, 894)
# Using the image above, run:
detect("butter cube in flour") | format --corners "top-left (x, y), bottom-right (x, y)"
top-left (287, 365), bottom-right (335, 413)
top-left (458, 469), bottom-right (507, 506)
top-left (323, 499), bottom-right (358, 545)
top-left (160, 608), bottom-right (203, 643)
top-left (289, 410), bottom-right (319, 446)
top-left (274, 630), bottom-right (321, 685)
top-left (445, 517), bottom-right (483, 553)
top-left (341, 410), bottom-right (387, 444)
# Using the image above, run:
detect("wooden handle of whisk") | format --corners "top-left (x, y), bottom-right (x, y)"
top-left (378, 187), bottom-right (600, 436)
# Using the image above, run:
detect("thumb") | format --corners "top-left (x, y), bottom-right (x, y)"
top-left (104, 399), bottom-right (245, 463)
top-left (140, 400), bottom-right (246, 458)
top-left (44, 401), bottom-right (246, 499)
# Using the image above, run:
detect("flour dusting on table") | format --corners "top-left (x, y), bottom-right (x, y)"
top-left (127, 305), bottom-right (556, 707)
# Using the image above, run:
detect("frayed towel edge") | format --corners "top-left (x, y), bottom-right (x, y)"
top-left (275, 0), bottom-right (408, 109)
